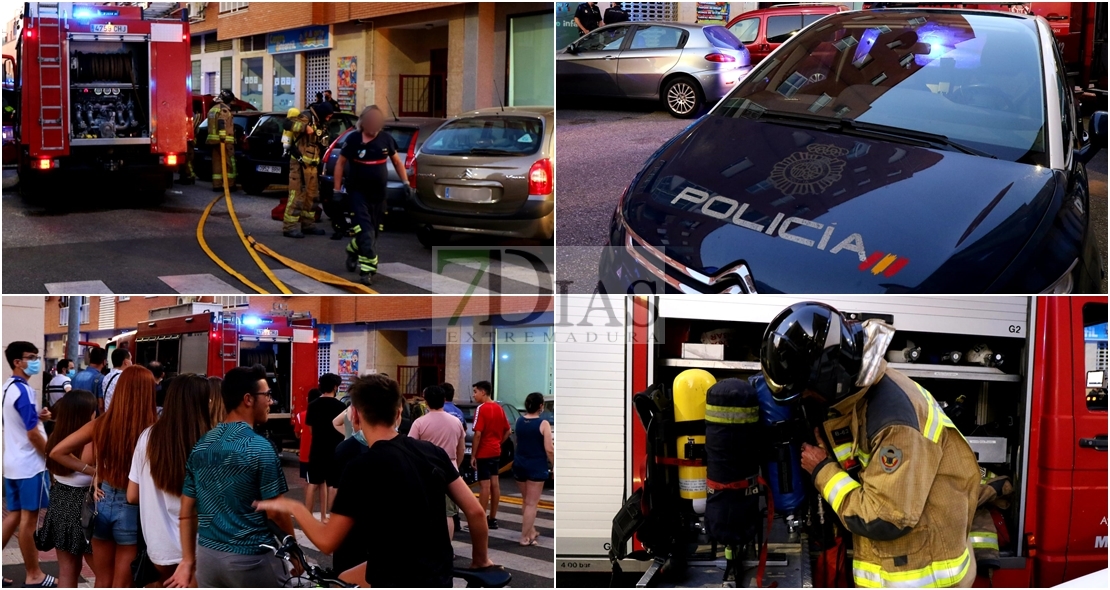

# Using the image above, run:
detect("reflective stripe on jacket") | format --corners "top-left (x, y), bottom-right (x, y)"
top-left (813, 366), bottom-right (980, 588)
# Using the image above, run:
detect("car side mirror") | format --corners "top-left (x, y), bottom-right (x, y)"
top-left (1078, 110), bottom-right (1107, 165)
top-left (565, 44), bottom-right (579, 55)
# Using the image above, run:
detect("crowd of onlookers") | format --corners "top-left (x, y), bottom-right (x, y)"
top-left (2, 340), bottom-right (552, 588)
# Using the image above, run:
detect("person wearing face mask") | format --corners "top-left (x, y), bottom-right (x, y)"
top-left (2, 341), bottom-right (57, 588)
top-left (44, 359), bottom-right (75, 426)
top-left (333, 105), bottom-right (412, 286)
top-left (762, 302), bottom-right (980, 589)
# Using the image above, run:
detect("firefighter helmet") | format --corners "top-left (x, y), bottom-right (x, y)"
top-left (217, 89), bottom-right (237, 104)
top-left (760, 302), bottom-right (864, 404)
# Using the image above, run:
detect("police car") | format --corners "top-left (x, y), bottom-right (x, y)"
top-left (600, 8), bottom-right (1106, 294)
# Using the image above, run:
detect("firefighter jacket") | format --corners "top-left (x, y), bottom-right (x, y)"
top-left (812, 363), bottom-right (980, 588)
top-left (282, 112), bottom-right (324, 167)
top-left (970, 470), bottom-right (1012, 571)
top-left (206, 103), bottom-right (234, 145)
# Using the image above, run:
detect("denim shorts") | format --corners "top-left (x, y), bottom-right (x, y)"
top-left (93, 483), bottom-right (138, 545)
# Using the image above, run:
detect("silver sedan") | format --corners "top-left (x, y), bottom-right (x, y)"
top-left (557, 22), bottom-right (751, 118)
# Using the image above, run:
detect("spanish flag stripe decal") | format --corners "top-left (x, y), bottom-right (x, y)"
top-left (859, 251), bottom-right (885, 271)
top-left (871, 254), bottom-right (898, 275)
top-left (883, 257), bottom-right (910, 277)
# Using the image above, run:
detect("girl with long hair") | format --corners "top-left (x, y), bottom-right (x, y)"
top-left (207, 376), bottom-right (226, 425)
top-left (51, 365), bottom-right (157, 588)
top-left (38, 389), bottom-right (98, 587)
top-left (127, 374), bottom-right (212, 585)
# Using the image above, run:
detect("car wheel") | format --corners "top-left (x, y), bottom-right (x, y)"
top-left (417, 225), bottom-right (448, 249)
top-left (663, 77), bottom-right (704, 119)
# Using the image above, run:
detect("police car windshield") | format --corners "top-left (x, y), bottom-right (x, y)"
top-left (420, 116), bottom-right (543, 157)
top-left (712, 11), bottom-right (1047, 166)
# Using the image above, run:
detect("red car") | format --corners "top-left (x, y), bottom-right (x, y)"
top-left (725, 3), bottom-right (845, 64)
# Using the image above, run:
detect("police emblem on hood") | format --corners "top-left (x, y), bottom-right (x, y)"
top-left (769, 143), bottom-right (847, 196)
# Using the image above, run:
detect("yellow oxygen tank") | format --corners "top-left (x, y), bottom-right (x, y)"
top-left (674, 368), bottom-right (716, 514)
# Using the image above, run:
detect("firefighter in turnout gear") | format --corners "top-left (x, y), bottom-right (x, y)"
top-left (282, 102), bottom-right (333, 238)
top-left (207, 90), bottom-right (238, 191)
top-left (179, 111), bottom-right (203, 185)
top-left (762, 302), bottom-right (981, 589)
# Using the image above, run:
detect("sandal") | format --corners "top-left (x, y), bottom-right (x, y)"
top-left (519, 537), bottom-right (539, 547)
top-left (24, 574), bottom-right (57, 588)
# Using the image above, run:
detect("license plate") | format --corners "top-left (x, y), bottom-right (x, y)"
top-left (443, 186), bottom-right (494, 203)
top-left (91, 24), bottom-right (127, 33)
top-left (256, 165), bottom-right (281, 174)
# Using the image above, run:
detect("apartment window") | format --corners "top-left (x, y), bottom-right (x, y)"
top-left (219, 2), bottom-right (249, 15)
top-left (191, 60), bottom-right (201, 93)
top-left (190, 35), bottom-right (202, 55)
top-left (240, 33), bottom-right (266, 53)
top-left (59, 297), bottom-right (91, 326)
top-left (220, 57), bottom-right (233, 93)
top-left (203, 32), bottom-right (232, 53)
top-left (118, 296), bottom-right (130, 302)
top-left (215, 296), bottom-right (249, 308)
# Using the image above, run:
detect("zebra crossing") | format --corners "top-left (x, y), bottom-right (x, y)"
top-left (41, 260), bottom-right (551, 295)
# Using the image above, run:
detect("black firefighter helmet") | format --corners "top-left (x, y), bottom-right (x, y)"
top-left (760, 301), bottom-right (864, 404)
top-left (216, 89), bottom-right (237, 105)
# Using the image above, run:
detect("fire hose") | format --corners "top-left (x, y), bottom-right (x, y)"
top-left (196, 143), bottom-right (376, 294)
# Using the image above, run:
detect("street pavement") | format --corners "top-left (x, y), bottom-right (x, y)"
top-left (555, 106), bottom-right (1109, 294)
top-left (2, 179), bottom-right (553, 295)
top-left (1, 452), bottom-right (554, 588)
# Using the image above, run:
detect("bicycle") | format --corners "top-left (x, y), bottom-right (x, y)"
top-left (261, 521), bottom-right (512, 588)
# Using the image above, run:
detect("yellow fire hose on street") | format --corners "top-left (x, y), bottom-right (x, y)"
top-left (196, 143), bottom-right (377, 294)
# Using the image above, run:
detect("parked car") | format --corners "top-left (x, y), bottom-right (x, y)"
top-left (192, 110), bottom-right (263, 179)
top-left (191, 92), bottom-right (257, 117)
top-left (557, 22), bottom-right (751, 117)
top-left (455, 400), bottom-right (522, 484)
top-left (726, 3), bottom-right (845, 64)
top-left (238, 110), bottom-right (358, 195)
top-left (601, 9), bottom-right (1107, 294)
top-left (319, 116), bottom-right (445, 219)
top-left (408, 107), bottom-right (555, 246)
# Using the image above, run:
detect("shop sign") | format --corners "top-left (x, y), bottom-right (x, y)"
top-left (267, 25), bottom-right (330, 54)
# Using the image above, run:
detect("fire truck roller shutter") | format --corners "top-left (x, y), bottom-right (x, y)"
top-left (674, 368), bottom-right (716, 514)
top-left (72, 52), bottom-right (136, 84)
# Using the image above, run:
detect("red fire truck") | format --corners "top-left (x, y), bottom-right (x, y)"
top-left (13, 2), bottom-right (192, 196)
top-left (105, 302), bottom-right (320, 450)
top-left (556, 296), bottom-right (1108, 587)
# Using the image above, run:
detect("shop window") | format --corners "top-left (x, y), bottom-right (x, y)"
top-left (240, 57), bottom-right (263, 110)
top-left (1084, 302), bottom-right (1108, 412)
top-left (509, 12), bottom-right (554, 107)
top-left (273, 53), bottom-right (297, 111)
top-left (493, 326), bottom-right (553, 410)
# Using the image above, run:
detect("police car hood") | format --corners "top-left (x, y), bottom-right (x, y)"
top-left (620, 116), bottom-right (1058, 293)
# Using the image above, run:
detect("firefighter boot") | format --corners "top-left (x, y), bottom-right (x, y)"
top-left (345, 240), bottom-right (358, 272)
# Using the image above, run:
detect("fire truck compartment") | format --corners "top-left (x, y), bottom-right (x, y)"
top-left (67, 41), bottom-right (151, 142)
top-left (239, 339), bottom-right (293, 419)
top-left (654, 311), bottom-right (1029, 566)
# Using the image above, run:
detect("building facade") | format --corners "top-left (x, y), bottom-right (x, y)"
top-left (186, 2), bottom-right (554, 116)
top-left (40, 295), bottom-right (553, 409)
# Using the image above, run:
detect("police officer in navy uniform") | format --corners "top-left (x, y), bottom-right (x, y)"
top-left (574, 2), bottom-right (603, 34)
top-left (604, 2), bottom-right (629, 24)
top-left (332, 106), bottom-right (412, 286)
